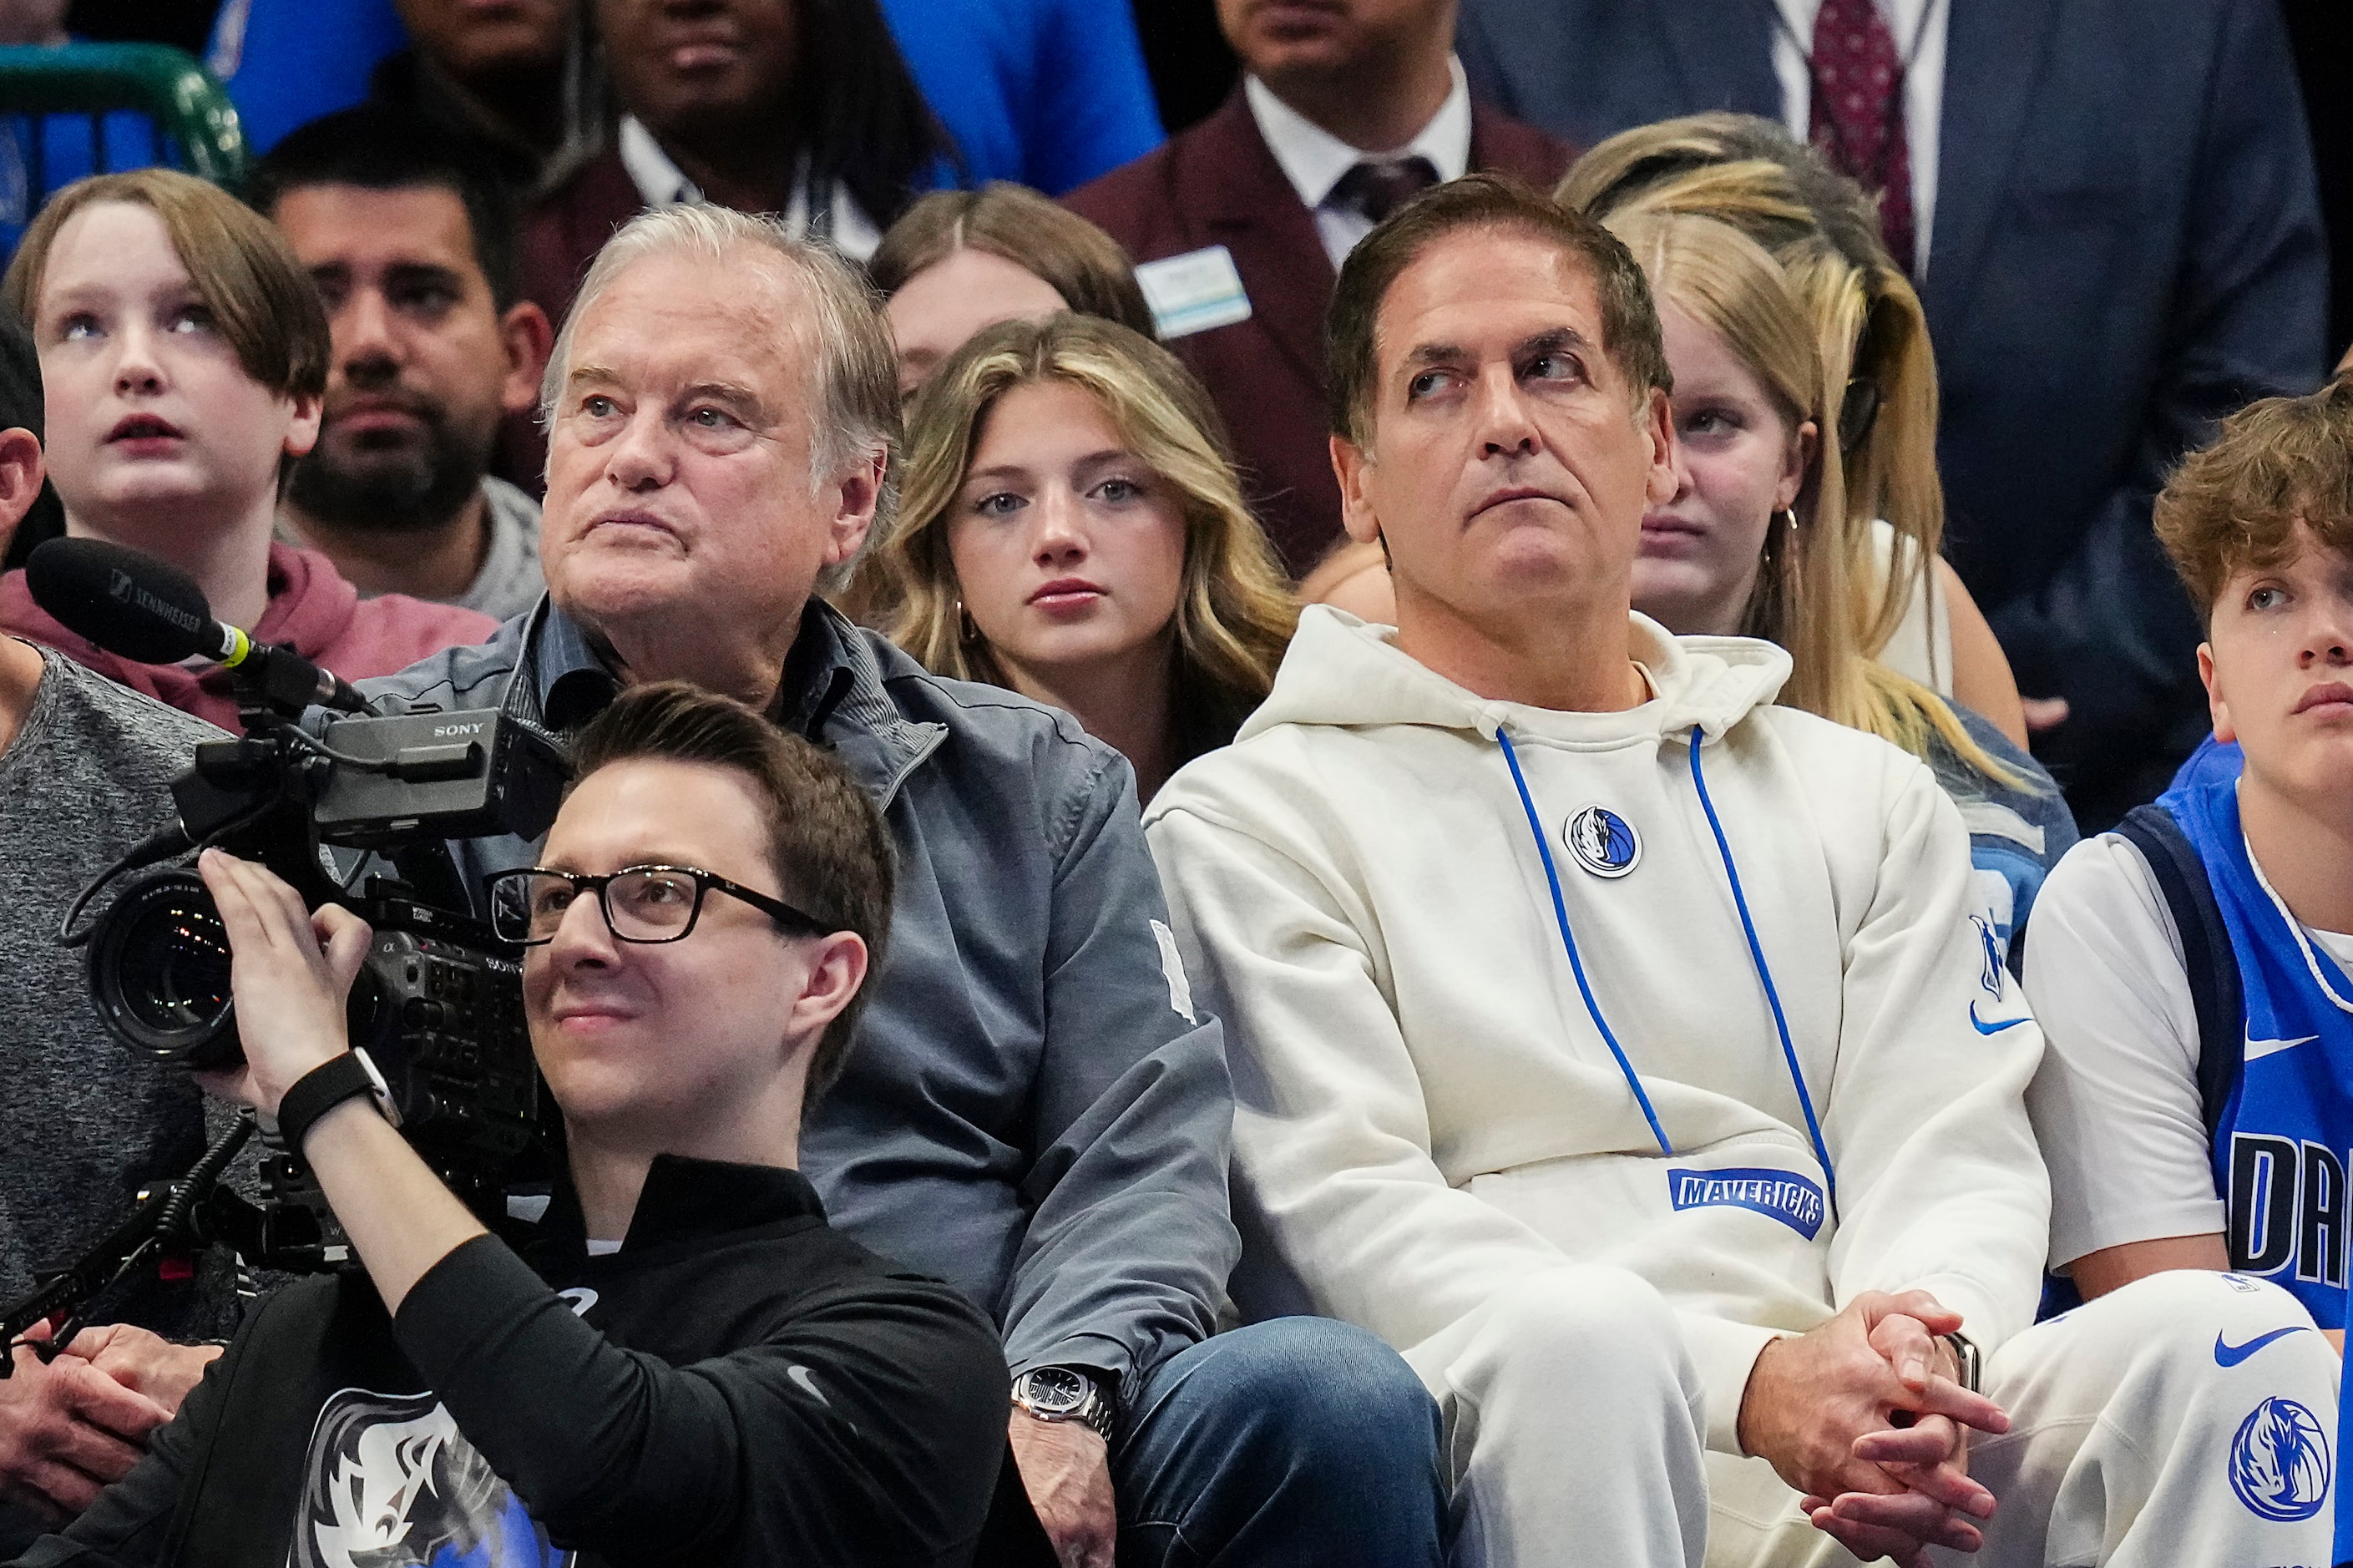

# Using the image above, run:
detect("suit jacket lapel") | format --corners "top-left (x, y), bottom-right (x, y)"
top-left (1925, 0), bottom-right (2065, 341)
top-left (1184, 89), bottom-right (1336, 390)
top-left (1655, 0), bottom-right (1781, 117)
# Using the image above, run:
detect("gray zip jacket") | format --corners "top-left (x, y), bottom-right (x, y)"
top-left (349, 597), bottom-right (1237, 1399)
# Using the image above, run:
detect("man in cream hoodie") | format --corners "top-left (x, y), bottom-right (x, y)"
top-left (1144, 175), bottom-right (2338, 1567)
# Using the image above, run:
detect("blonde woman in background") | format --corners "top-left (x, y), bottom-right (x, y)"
top-left (870, 313), bottom-right (1295, 800)
top-left (1559, 112), bottom-right (2028, 745)
top-left (870, 182), bottom-right (1158, 397)
top-left (1611, 204), bottom-right (2074, 954)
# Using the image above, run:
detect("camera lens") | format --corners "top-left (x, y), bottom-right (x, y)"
top-left (89, 868), bottom-right (242, 1069)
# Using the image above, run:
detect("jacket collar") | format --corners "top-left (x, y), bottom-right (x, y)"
top-left (1185, 88), bottom-right (1337, 389)
top-left (510, 595), bottom-right (947, 810)
top-left (1242, 58), bottom-right (1474, 212)
top-left (534, 1153), bottom-right (827, 1262)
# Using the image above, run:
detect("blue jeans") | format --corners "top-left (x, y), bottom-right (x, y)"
top-left (1111, 1316), bottom-right (1447, 1567)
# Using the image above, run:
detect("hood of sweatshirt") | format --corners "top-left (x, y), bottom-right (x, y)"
top-left (1149, 601), bottom-right (2051, 1446)
top-left (1239, 605), bottom-right (1793, 750)
top-left (0, 543), bottom-right (493, 732)
top-left (250, 540), bottom-right (361, 658)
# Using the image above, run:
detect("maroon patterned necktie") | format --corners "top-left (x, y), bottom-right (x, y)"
top-left (1329, 155), bottom-right (1440, 225)
top-left (1809, 0), bottom-right (1916, 272)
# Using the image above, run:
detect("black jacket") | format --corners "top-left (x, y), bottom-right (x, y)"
top-left (7, 1156), bottom-right (1010, 1568)
top-left (355, 600), bottom-right (1237, 1399)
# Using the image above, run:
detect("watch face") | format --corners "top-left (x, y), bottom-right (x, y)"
top-left (1017, 1367), bottom-right (1090, 1414)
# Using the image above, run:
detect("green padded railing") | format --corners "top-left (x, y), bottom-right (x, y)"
top-left (0, 42), bottom-right (246, 189)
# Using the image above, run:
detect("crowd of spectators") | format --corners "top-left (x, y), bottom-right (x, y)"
top-left (0, 0), bottom-right (2346, 1564)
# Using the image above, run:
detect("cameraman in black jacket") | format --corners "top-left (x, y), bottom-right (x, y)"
top-left (6, 680), bottom-right (1011, 1568)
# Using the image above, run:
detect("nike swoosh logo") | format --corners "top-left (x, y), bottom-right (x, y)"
top-left (787, 1363), bottom-right (832, 1407)
top-left (2215, 1325), bottom-right (2312, 1367)
top-left (1970, 1001), bottom-right (2029, 1035)
top-left (2245, 1034), bottom-right (2321, 1063)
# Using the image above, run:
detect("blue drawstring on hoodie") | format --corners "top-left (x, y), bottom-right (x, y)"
top-left (1498, 725), bottom-right (1839, 1220)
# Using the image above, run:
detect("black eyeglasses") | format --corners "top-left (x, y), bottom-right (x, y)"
top-left (484, 864), bottom-right (833, 947)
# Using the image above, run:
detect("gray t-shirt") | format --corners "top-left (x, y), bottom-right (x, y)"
top-left (0, 647), bottom-right (240, 1342)
top-left (281, 477), bottom-right (546, 625)
top-left (455, 476), bottom-right (545, 625)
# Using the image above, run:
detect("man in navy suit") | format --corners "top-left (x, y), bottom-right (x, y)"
top-left (1066, 0), bottom-right (1569, 577)
top-left (1457, 0), bottom-right (2328, 830)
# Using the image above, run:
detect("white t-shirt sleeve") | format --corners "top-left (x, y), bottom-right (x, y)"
top-left (1865, 518), bottom-right (1953, 695)
top-left (2023, 833), bottom-right (2224, 1268)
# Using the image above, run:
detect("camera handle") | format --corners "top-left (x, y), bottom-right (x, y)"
top-left (0, 1113), bottom-right (255, 1374)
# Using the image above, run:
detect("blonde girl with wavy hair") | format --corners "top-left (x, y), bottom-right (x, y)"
top-left (1556, 111), bottom-right (2030, 749)
top-left (871, 313), bottom-right (1296, 799)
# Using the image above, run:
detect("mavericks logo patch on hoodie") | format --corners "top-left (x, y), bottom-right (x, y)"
top-left (1667, 1166), bottom-right (1827, 1239)
top-left (1564, 805), bottom-right (1641, 878)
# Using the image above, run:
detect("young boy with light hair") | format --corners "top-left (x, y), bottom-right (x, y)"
top-left (2028, 379), bottom-right (2353, 1328)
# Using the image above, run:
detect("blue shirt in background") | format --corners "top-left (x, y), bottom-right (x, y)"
top-left (0, 104), bottom-right (159, 255)
top-left (208, 0), bottom-right (1164, 195)
top-left (878, 0), bottom-right (1166, 195)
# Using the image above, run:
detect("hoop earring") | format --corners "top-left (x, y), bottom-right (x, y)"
top-left (956, 599), bottom-right (979, 643)
top-left (1780, 507), bottom-right (1800, 534)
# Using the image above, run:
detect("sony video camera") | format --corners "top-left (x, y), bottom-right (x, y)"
top-left (32, 539), bottom-right (567, 1248)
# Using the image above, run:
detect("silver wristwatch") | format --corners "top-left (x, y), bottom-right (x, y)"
top-left (1941, 1331), bottom-right (1982, 1394)
top-left (1010, 1365), bottom-right (1118, 1443)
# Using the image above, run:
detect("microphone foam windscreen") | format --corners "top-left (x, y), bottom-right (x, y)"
top-left (25, 538), bottom-right (213, 664)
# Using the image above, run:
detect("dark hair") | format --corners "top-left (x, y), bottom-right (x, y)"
top-left (754, 0), bottom-right (952, 232)
top-left (2156, 377), bottom-right (2353, 625)
top-left (868, 184), bottom-right (1157, 339)
top-left (567, 681), bottom-right (898, 1106)
top-left (245, 104), bottom-right (524, 311)
top-left (1325, 173), bottom-right (1669, 448)
top-left (0, 315), bottom-right (61, 569)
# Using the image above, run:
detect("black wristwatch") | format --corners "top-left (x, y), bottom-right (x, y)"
top-left (1011, 1365), bottom-right (1119, 1444)
top-left (275, 1050), bottom-right (402, 1153)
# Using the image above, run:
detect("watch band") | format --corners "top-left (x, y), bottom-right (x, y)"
top-left (1011, 1367), bottom-right (1119, 1444)
top-left (276, 1051), bottom-right (398, 1153)
top-left (1940, 1331), bottom-right (1982, 1394)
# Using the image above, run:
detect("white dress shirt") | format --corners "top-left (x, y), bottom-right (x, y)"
top-left (615, 116), bottom-right (883, 261)
top-left (1769, 0), bottom-right (1946, 274)
top-left (1243, 58), bottom-right (1475, 272)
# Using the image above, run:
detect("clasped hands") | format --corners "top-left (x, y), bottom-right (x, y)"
top-left (1738, 1289), bottom-right (2011, 1568)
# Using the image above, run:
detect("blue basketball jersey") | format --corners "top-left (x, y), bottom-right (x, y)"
top-left (2166, 779), bottom-right (2353, 1328)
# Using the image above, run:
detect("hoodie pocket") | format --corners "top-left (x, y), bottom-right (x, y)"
top-left (1465, 1135), bottom-right (1835, 1330)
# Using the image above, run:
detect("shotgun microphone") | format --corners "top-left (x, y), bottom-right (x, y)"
top-left (25, 537), bottom-right (368, 713)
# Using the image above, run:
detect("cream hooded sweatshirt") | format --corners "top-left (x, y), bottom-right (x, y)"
top-left (1145, 608), bottom-right (2051, 1452)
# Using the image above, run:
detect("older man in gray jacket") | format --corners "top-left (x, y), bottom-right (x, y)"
top-left (347, 204), bottom-right (1446, 1568)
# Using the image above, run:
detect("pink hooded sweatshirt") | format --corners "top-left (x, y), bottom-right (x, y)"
top-left (0, 541), bottom-right (498, 731)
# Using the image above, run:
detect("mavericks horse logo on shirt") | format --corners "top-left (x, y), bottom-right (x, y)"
top-left (291, 1388), bottom-right (571, 1568)
top-left (1564, 805), bottom-right (1640, 879)
top-left (2226, 1395), bottom-right (2330, 1521)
